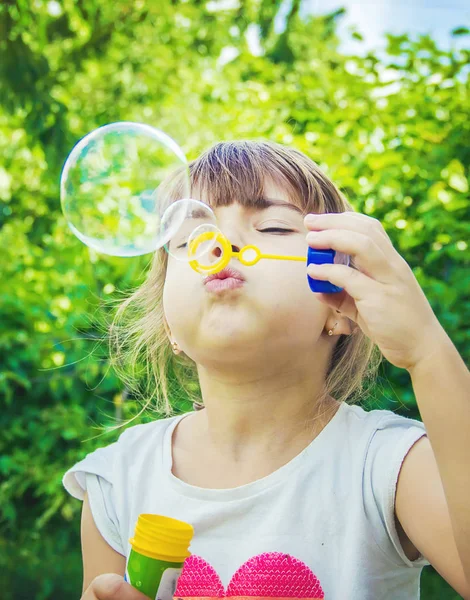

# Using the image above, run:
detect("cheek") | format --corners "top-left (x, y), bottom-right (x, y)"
top-left (260, 258), bottom-right (307, 296)
top-left (163, 264), bottom-right (202, 326)
top-left (258, 260), bottom-right (326, 320)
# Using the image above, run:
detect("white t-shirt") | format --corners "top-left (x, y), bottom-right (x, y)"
top-left (63, 402), bottom-right (431, 599)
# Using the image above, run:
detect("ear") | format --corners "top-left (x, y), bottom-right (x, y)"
top-left (325, 309), bottom-right (354, 337)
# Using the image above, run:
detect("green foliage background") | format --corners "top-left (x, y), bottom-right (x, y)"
top-left (0, 1), bottom-right (468, 598)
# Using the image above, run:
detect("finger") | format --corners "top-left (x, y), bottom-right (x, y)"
top-left (83, 574), bottom-right (149, 600)
top-left (305, 211), bottom-right (387, 236)
top-left (307, 229), bottom-right (391, 282)
top-left (307, 262), bottom-right (380, 302)
top-left (304, 211), bottom-right (399, 264)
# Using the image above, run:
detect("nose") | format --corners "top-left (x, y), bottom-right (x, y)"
top-left (203, 207), bottom-right (246, 263)
top-left (210, 240), bottom-right (240, 259)
top-left (209, 213), bottom-right (244, 258)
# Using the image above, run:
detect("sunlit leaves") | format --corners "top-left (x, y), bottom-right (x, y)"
top-left (0, 2), bottom-right (468, 597)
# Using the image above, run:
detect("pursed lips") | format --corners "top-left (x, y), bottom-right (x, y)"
top-left (203, 267), bottom-right (246, 292)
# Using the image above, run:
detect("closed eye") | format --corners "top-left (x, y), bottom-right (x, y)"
top-left (176, 228), bottom-right (294, 248)
top-left (259, 228), bottom-right (295, 234)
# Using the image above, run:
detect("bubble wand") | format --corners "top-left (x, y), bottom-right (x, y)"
top-left (187, 229), bottom-right (346, 293)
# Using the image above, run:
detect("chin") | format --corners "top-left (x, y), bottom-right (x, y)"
top-left (195, 327), bottom-right (265, 356)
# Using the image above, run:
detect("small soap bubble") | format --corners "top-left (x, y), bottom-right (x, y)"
top-left (60, 122), bottom-right (190, 256)
top-left (186, 223), bottom-right (227, 269)
top-left (164, 201), bottom-right (220, 262)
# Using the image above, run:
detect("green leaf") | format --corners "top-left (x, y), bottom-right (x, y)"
top-left (451, 26), bottom-right (469, 36)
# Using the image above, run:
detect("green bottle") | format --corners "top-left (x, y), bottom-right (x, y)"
top-left (125, 514), bottom-right (194, 600)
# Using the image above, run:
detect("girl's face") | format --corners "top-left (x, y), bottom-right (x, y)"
top-left (163, 181), bottom-right (330, 365)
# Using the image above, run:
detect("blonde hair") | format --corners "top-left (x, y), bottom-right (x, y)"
top-left (107, 140), bottom-right (382, 428)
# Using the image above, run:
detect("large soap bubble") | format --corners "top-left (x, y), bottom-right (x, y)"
top-left (162, 199), bottom-right (219, 262)
top-left (60, 122), bottom-right (191, 256)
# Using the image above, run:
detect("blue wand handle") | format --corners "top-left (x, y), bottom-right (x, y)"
top-left (307, 247), bottom-right (343, 294)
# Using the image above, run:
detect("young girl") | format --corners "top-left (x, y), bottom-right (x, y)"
top-left (63, 140), bottom-right (470, 599)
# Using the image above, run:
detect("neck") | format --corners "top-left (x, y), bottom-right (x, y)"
top-left (193, 352), bottom-right (340, 462)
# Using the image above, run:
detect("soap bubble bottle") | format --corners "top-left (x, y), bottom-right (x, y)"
top-left (125, 514), bottom-right (194, 600)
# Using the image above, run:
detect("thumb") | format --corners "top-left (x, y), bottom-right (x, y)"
top-left (92, 573), bottom-right (149, 600)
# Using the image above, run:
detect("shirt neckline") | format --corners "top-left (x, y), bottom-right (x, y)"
top-left (162, 402), bottom-right (348, 502)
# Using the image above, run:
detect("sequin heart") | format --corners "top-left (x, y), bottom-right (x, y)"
top-left (174, 551), bottom-right (324, 599)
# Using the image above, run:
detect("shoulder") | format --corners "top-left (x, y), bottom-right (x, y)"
top-left (116, 413), bottom-right (183, 448)
top-left (108, 413), bottom-right (187, 471)
top-left (343, 402), bottom-right (427, 476)
top-left (341, 402), bottom-right (428, 498)
top-left (341, 402), bottom-right (426, 440)
top-left (83, 413), bottom-right (184, 462)
top-left (62, 412), bottom-right (186, 499)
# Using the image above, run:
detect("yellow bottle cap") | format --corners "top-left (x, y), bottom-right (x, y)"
top-left (129, 514), bottom-right (194, 562)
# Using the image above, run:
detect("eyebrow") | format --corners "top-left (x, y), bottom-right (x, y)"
top-left (256, 197), bottom-right (305, 215)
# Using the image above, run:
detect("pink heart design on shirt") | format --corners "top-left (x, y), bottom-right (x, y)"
top-left (174, 551), bottom-right (324, 599)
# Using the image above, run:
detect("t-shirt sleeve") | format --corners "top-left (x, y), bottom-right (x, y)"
top-left (362, 411), bottom-right (431, 569)
top-left (62, 438), bottom-right (125, 555)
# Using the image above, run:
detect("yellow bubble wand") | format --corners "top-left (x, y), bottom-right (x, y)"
top-left (186, 229), bottom-right (346, 293)
top-left (187, 230), bottom-right (306, 275)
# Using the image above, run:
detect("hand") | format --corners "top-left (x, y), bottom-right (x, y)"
top-left (304, 211), bottom-right (446, 372)
top-left (82, 574), bottom-right (149, 600)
